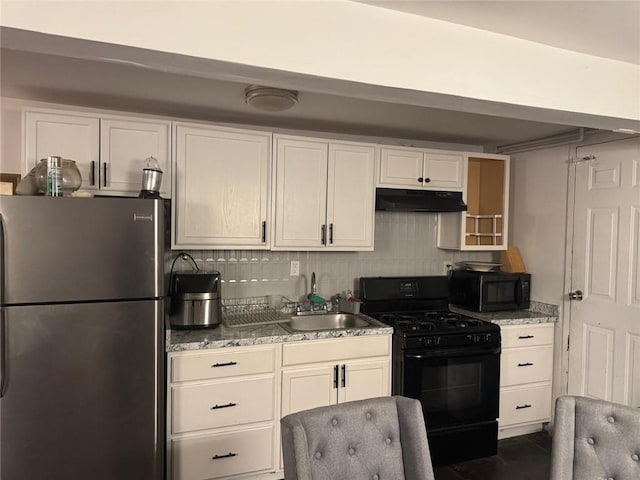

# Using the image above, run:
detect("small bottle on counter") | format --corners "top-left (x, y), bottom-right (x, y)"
top-left (47, 155), bottom-right (62, 197)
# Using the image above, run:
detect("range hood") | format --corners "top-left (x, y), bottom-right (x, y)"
top-left (375, 188), bottom-right (467, 212)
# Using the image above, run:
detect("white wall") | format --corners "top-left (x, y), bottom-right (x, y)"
top-left (510, 146), bottom-right (570, 305)
top-left (2, 1), bottom-right (638, 126)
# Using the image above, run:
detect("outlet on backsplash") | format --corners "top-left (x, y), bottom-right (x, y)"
top-left (290, 260), bottom-right (300, 276)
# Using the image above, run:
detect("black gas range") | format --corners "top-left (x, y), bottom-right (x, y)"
top-left (360, 275), bottom-right (501, 466)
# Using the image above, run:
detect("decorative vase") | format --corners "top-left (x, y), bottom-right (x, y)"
top-left (34, 158), bottom-right (83, 196)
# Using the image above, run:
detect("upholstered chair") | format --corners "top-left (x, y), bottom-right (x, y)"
top-left (550, 395), bottom-right (640, 480)
top-left (280, 395), bottom-right (435, 480)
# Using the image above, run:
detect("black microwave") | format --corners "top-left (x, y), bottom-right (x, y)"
top-left (449, 270), bottom-right (531, 312)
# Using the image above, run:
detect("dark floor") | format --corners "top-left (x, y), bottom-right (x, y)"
top-left (433, 432), bottom-right (552, 480)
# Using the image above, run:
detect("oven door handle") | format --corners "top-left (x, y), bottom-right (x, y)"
top-left (405, 347), bottom-right (500, 359)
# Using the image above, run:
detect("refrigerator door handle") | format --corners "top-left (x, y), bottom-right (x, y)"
top-left (0, 213), bottom-right (6, 397)
top-left (0, 308), bottom-right (5, 398)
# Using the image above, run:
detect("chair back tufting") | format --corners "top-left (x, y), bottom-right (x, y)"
top-left (550, 395), bottom-right (640, 480)
top-left (281, 396), bottom-right (434, 480)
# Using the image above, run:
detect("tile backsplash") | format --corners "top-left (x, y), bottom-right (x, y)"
top-left (171, 212), bottom-right (495, 301)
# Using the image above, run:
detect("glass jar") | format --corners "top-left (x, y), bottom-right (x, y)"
top-left (35, 158), bottom-right (83, 196)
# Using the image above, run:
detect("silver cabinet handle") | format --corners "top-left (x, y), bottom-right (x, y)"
top-left (89, 161), bottom-right (96, 186)
top-left (103, 163), bottom-right (108, 187)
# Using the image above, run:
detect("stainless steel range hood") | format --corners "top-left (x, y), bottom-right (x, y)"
top-left (375, 188), bottom-right (467, 212)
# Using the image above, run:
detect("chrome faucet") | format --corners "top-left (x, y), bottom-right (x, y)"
top-left (310, 272), bottom-right (317, 295)
top-left (295, 272), bottom-right (327, 315)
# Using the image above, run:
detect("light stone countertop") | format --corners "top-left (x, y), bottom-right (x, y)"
top-left (167, 301), bottom-right (557, 352)
top-left (449, 301), bottom-right (558, 326)
top-left (166, 316), bottom-right (393, 352)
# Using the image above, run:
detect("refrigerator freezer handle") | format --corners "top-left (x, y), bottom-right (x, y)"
top-left (0, 213), bottom-right (6, 397)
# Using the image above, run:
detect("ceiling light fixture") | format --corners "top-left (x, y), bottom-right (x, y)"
top-left (244, 85), bottom-right (298, 112)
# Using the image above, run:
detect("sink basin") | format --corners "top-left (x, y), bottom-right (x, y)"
top-left (284, 313), bottom-right (372, 331)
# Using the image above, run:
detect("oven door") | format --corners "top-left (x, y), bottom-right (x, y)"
top-left (402, 346), bottom-right (500, 430)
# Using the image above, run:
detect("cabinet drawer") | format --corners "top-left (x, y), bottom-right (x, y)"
top-left (171, 346), bottom-right (276, 382)
top-left (501, 324), bottom-right (554, 348)
top-left (500, 384), bottom-right (552, 427)
top-left (172, 426), bottom-right (274, 480)
top-left (282, 335), bottom-right (390, 366)
top-left (171, 377), bottom-right (274, 434)
top-left (501, 345), bottom-right (553, 386)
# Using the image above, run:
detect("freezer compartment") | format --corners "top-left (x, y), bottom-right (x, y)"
top-left (0, 196), bottom-right (164, 304)
top-left (0, 300), bottom-right (164, 480)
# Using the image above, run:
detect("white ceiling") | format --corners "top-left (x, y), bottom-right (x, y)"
top-left (360, 1), bottom-right (640, 65)
top-left (2, 1), bottom-right (638, 148)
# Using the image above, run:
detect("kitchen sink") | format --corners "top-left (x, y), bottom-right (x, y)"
top-left (283, 313), bottom-right (373, 331)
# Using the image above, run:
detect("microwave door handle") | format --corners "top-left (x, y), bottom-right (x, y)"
top-left (515, 278), bottom-right (524, 305)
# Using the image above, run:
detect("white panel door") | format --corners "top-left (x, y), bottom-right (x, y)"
top-left (173, 123), bottom-right (271, 248)
top-left (423, 151), bottom-right (464, 190)
top-left (568, 138), bottom-right (640, 406)
top-left (378, 146), bottom-right (423, 188)
top-left (326, 142), bottom-right (375, 249)
top-left (273, 136), bottom-right (328, 249)
top-left (338, 359), bottom-right (390, 404)
top-left (281, 365), bottom-right (337, 417)
top-left (24, 111), bottom-right (100, 191)
top-left (100, 118), bottom-right (171, 196)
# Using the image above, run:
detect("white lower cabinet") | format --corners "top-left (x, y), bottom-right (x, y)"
top-left (167, 335), bottom-right (392, 480)
top-left (281, 336), bottom-right (391, 415)
top-left (167, 345), bottom-right (278, 480)
top-left (498, 323), bottom-right (554, 439)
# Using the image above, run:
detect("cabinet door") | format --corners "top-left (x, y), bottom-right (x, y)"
top-left (173, 123), bottom-right (271, 248)
top-left (281, 365), bottom-right (337, 417)
top-left (100, 118), bottom-right (171, 196)
top-left (24, 111), bottom-right (100, 191)
top-left (338, 358), bottom-right (390, 404)
top-left (326, 142), bottom-right (375, 249)
top-left (423, 151), bottom-right (464, 190)
top-left (273, 136), bottom-right (328, 249)
top-left (378, 147), bottom-right (423, 188)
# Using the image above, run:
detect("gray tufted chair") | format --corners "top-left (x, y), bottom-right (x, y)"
top-left (280, 396), bottom-right (434, 480)
top-left (550, 395), bottom-right (640, 480)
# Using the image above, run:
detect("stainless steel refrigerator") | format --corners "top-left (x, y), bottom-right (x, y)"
top-left (0, 196), bottom-right (165, 480)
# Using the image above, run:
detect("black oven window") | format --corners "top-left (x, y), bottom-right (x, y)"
top-left (404, 354), bottom-right (499, 429)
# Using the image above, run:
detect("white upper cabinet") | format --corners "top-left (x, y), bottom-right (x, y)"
top-left (379, 146), bottom-right (464, 191)
top-left (437, 153), bottom-right (510, 251)
top-left (24, 110), bottom-right (100, 191)
top-left (173, 122), bottom-right (272, 249)
top-left (24, 109), bottom-right (170, 196)
top-left (273, 135), bottom-right (375, 251)
top-left (100, 117), bottom-right (170, 196)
